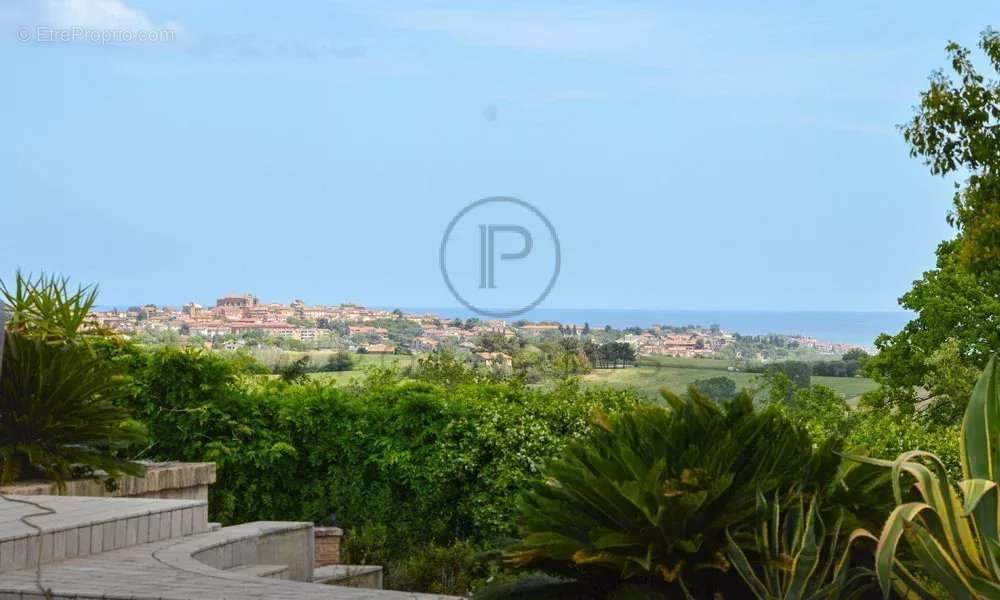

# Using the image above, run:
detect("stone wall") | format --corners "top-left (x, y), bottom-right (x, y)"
top-left (0, 462), bottom-right (216, 501)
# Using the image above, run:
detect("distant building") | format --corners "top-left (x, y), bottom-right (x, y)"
top-left (469, 351), bottom-right (512, 371)
top-left (363, 343), bottom-right (396, 354)
top-left (216, 293), bottom-right (259, 308)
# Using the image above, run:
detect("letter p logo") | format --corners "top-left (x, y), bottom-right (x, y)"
top-left (440, 196), bottom-right (561, 318)
top-left (479, 225), bottom-right (533, 289)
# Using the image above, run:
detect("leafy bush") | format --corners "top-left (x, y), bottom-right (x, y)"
top-left (691, 376), bottom-right (737, 402)
top-left (758, 379), bottom-right (854, 443)
top-left (501, 389), bottom-right (844, 599)
top-left (325, 351), bottom-right (353, 372)
top-left (386, 539), bottom-right (481, 595)
top-left (0, 273), bottom-right (145, 487)
top-left (845, 411), bottom-right (961, 480)
top-left (117, 347), bottom-right (641, 566)
top-left (341, 524), bottom-right (390, 566)
top-left (757, 374), bottom-right (961, 479)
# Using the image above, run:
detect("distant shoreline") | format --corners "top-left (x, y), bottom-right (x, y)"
top-left (92, 303), bottom-right (911, 349)
top-left (393, 307), bottom-right (912, 348)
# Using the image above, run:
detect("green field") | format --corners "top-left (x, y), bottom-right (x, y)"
top-left (584, 357), bottom-right (877, 401)
top-left (300, 353), bottom-right (418, 385)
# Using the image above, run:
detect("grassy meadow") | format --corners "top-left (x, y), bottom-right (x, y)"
top-left (274, 349), bottom-right (876, 401)
top-left (300, 352), bottom-right (418, 384)
top-left (583, 356), bottom-right (876, 401)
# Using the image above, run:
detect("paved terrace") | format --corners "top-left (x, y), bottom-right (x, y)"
top-left (0, 495), bottom-right (455, 599)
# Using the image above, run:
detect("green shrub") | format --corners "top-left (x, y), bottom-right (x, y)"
top-left (845, 411), bottom-right (960, 479)
top-left (761, 380), bottom-right (854, 443)
top-left (690, 376), bottom-right (737, 402)
top-left (502, 390), bottom-right (843, 599)
top-left (118, 347), bottom-right (641, 572)
top-left (341, 524), bottom-right (390, 566)
top-left (386, 539), bottom-right (481, 595)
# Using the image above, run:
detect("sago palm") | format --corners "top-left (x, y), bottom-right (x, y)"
top-left (503, 390), bottom-right (838, 598)
top-left (0, 273), bottom-right (145, 488)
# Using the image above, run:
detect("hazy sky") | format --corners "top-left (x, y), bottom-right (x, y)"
top-left (0, 1), bottom-right (989, 310)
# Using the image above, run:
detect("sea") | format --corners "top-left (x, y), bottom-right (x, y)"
top-left (96, 303), bottom-right (912, 349)
top-left (400, 308), bottom-right (912, 348)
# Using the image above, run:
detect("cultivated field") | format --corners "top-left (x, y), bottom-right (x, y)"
top-left (583, 356), bottom-right (877, 401)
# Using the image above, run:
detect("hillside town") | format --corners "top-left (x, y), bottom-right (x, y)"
top-left (87, 293), bottom-right (862, 359)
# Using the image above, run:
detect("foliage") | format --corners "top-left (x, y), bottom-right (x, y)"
top-left (901, 28), bottom-right (1000, 276)
top-left (1, 272), bottom-right (104, 343)
top-left (765, 381), bottom-right (854, 443)
top-left (0, 334), bottom-right (147, 486)
top-left (406, 349), bottom-right (504, 386)
top-left (371, 317), bottom-right (423, 347)
top-left (119, 347), bottom-right (641, 567)
top-left (845, 412), bottom-right (961, 481)
top-left (325, 351), bottom-right (354, 372)
top-left (277, 356), bottom-right (311, 383)
top-left (725, 492), bottom-right (876, 600)
top-left (503, 389), bottom-right (843, 599)
top-left (753, 370), bottom-right (961, 480)
top-left (341, 524), bottom-right (391, 566)
top-left (810, 360), bottom-right (864, 379)
top-left (863, 239), bottom-right (1000, 422)
top-left (0, 273), bottom-right (145, 487)
top-left (585, 341), bottom-right (638, 369)
top-left (510, 338), bottom-right (591, 383)
top-left (866, 30), bottom-right (1000, 421)
top-left (768, 362), bottom-right (812, 390)
top-left (691, 376), bottom-right (737, 403)
top-left (855, 357), bottom-right (1000, 599)
top-left (842, 349), bottom-right (870, 365)
top-left (477, 332), bottom-right (521, 355)
top-left (386, 539), bottom-right (483, 595)
top-left (748, 360), bottom-right (862, 380)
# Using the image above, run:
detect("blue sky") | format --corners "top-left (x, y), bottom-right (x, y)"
top-left (0, 1), bottom-right (989, 310)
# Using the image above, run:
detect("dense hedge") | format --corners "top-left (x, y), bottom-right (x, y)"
top-left (118, 347), bottom-right (641, 554)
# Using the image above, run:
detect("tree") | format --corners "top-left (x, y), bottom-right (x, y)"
top-left (691, 376), bottom-right (737, 402)
top-left (864, 29), bottom-right (1000, 421)
top-left (842, 347), bottom-right (869, 364)
top-left (325, 351), bottom-right (354, 372)
top-left (475, 332), bottom-right (517, 354)
top-left (766, 361), bottom-right (811, 389)
top-left (584, 341), bottom-right (637, 369)
top-left (902, 29), bottom-right (1000, 279)
top-left (278, 356), bottom-right (311, 383)
top-left (864, 238), bottom-right (1000, 419)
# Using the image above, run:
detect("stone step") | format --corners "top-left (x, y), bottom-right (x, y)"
top-left (0, 494), bottom-right (208, 572)
top-left (228, 563), bottom-right (290, 579)
top-left (313, 565), bottom-right (384, 590)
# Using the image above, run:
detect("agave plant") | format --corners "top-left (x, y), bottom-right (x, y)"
top-left (503, 390), bottom-right (841, 598)
top-left (855, 356), bottom-right (1000, 598)
top-left (725, 491), bottom-right (876, 600)
top-left (0, 273), bottom-right (145, 488)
